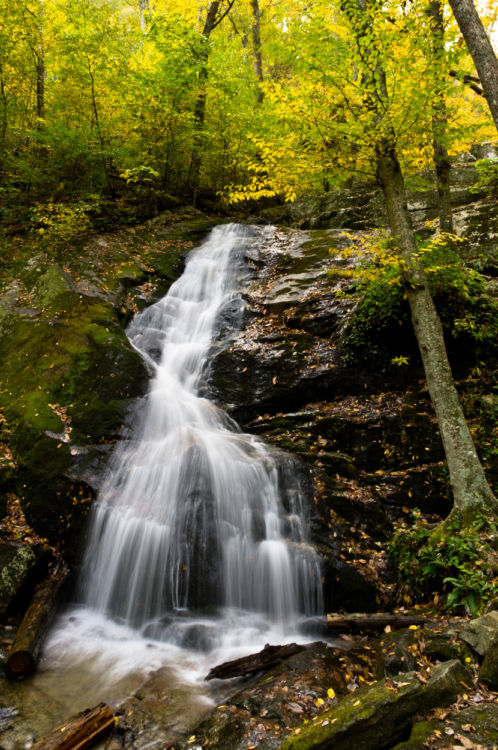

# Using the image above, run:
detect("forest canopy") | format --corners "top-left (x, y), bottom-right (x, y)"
top-left (0, 0), bottom-right (496, 229)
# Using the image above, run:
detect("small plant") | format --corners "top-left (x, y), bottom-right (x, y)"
top-left (388, 511), bottom-right (498, 615)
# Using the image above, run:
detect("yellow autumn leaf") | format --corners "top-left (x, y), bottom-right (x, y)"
top-left (327, 688), bottom-right (336, 699)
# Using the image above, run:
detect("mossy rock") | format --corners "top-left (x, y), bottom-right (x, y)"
top-left (280, 660), bottom-right (470, 750)
top-left (393, 703), bottom-right (498, 749)
top-left (0, 288), bottom-right (148, 552)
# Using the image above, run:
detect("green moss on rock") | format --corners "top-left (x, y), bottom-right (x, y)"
top-left (280, 660), bottom-right (470, 750)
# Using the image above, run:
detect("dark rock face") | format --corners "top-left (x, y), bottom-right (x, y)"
top-left (208, 227), bottom-right (453, 611)
top-left (257, 162), bottom-right (498, 260)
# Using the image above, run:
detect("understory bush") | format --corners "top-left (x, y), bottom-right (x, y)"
top-left (337, 233), bottom-right (498, 372)
top-left (388, 511), bottom-right (498, 615)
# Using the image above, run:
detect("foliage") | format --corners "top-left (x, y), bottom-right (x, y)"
top-left (470, 157), bottom-right (498, 196)
top-left (389, 510), bottom-right (498, 615)
top-left (338, 233), bottom-right (498, 371)
top-left (30, 199), bottom-right (99, 249)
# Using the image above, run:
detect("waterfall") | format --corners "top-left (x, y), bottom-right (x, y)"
top-left (79, 224), bottom-right (322, 644)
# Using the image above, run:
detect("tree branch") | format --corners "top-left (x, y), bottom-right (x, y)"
top-left (449, 69), bottom-right (483, 95)
top-left (213, 0), bottom-right (236, 30)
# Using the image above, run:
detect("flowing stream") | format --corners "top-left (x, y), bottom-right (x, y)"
top-left (0, 225), bottom-right (323, 747)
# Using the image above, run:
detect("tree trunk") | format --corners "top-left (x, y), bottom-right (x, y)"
top-left (31, 703), bottom-right (114, 750)
top-left (344, 0), bottom-right (498, 522)
top-left (187, 2), bottom-right (221, 204)
top-left (447, 0), bottom-right (498, 130)
top-left (376, 140), bottom-right (498, 519)
top-left (5, 563), bottom-right (69, 680)
top-left (428, 0), bottom-right (453, 233)
top-left (139, 0), bottom-right (149, 31)
top-left (36, 0), bottom-right (45, 124)
top-left (326, 613), bottom-right (431, 631)
top-left (250, 0), bottom-right (264, 104)
top-left (187, 1), bottom-right (234, 203)
top-left (0, 72), bottom-right (7, 165)
top-left (206, 642), bottom-right (313, 680)
top-left (36, 54), bottom-right (45, 121)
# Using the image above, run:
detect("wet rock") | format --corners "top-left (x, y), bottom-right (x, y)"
top-left (174, 641), bottom-right (376, 750)
top-left (280, 659), bottom-right (470, 750)
top-left (116, 666), bottom-right (219, 749)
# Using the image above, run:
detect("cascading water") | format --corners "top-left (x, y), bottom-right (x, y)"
top-left (79, 224), bottom-right (322, 643)
top-left (1, 226), bottom-right (324, 748)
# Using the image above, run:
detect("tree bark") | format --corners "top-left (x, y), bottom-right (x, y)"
top-left (447, 0), bottom-right (498, 131)
top-left (327, 613), bottom-right (431, 631)
top-left (31, 703), bottom-right (114, 750)
top-left (344, 0), bottom-right (498, 521)
top-left (139, 0), bottom-right (149, 31)
top-left (206, 642), bottom-right (313, 680)
top-left (250, 0), bottom-right (264, 104)
top-left (428, 0), bottom-right (453, 233)
top-left (187, 2), bottom-right (221, 204)
top-left (36, 0), bottom-right (45, 125)
top-left (375, 140), bottom-right (498, 519)
top-left (5, 563), bottom-right (69, 680)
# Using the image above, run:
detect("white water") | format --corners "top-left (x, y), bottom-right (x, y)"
top-left (41, 225), bottom-right (323, 705)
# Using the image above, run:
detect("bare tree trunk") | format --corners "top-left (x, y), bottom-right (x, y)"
top-left (428, 0), bottom-right (453, 233)
top-left (447, 0), bottom-right (498, 130)
top-left (250, 0), bottom-right (264, 104)
top-left (36, 54), bottom-right (45, 121)
top-left (187, 1), bottom-right (234, 203)
top-left (139, 0), bottom-right (149, 31)
top-left (36, 0), bottom-right (45, 124)
top-left (0, 71), bottom-right (7, 165)
top-left (344, 0), bottom-right (498, 521)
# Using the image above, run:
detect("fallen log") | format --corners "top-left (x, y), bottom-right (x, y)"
top-left (4, 562), bottom-right (69, 680)
top-left (31, 703), bottom-right (114, 750)
top-left (326, 613), bottom-right (430, 632)
top-left (206, 642), bottom-right (317, 680)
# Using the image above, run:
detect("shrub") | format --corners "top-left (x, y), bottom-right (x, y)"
top-left (338, 233), bottom-right (498, 371)
top-left (388, 510), bottom-right (498, 615)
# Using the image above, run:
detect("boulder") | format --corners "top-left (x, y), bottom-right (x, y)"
top-left (459, 611), bottom-right (498, 655)
top-left (280, 659), bottom-right (470, 750)
top-left (479, 641), bottom-right (498, 691)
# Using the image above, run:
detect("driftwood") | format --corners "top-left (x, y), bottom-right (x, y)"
top-left (205, 642), bottom-right (314, 680)
top-left (326, 613), bottom-right (429, 632)
top-left (4, 562), bottom-right (69, 680)
top-left (31, 703), bottom-right (114, 750)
